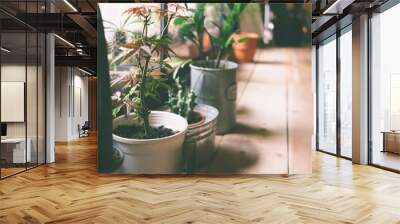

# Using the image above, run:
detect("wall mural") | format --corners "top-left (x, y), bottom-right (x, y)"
top-left (97, 3), bottom-right (312, 174)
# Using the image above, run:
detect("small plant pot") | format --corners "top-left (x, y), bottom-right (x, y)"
top-left (182, 104), bottom-right (219, 173)
top-left (232, 32), bottom-right (259, 63)
top-left (190, 60), bottom-right (238, 134)
top-left (112, 111), bottom-right (188, 174)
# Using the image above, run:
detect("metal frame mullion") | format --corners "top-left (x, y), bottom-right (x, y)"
top-left (316, 44), bottom-right (320, 151)
top-left (25, 0), bottom-right (28, 171)
top-left (36, 0), bottom-right (39, 168)
top-left (44, 0), bottom-right (48, 165)
top-left (336, 29), bottom-right (341, 157)
top-left (367, 11), bottom-right (373, 166)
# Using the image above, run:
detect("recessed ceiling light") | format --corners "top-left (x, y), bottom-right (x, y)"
top-left (54, 34), bottom-right (75, 48)
top-left (322, 0), bottom-right (342, 15)
top-left (322, 0), bottom-right (354, 15)
top-left (78, 67), bottom-right (93, 76)
top-left (63, 0), bottom-right (78, 12)
top-left (1, 47), bottom-right (11, 53)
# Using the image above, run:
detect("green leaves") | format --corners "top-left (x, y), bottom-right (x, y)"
top-left (175, 3), bottom-right (206, 57)
top-left (208, 33), bottom-right (224, 47)
top-left (173, 17), bottom-right (186, 25)
top-left (238, 37), bottom-right (249, 43)
top-left (108, 5), bottom-right (183, 138)
top-left (178, 23), bottom-right (196, 43)
top-left (224, 34), bottom-right (234, 49)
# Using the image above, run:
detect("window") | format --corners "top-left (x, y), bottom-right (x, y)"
top-left (339, 28), bottom-right (352, 158)
top-left (317, 36), bottom-right (337, 154)
top-left (370, 3), bottom-right (400, 171)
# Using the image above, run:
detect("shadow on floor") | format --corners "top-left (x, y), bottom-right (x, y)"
top-left (230, 122), bottom-right (274, 138)
top-left (236, 106), bottom-right (250, 116)
top-left (200, 144), bottom-right (260, 174)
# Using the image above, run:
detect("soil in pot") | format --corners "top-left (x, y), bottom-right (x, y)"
top-left (188, 111), bottom-right (205, 125)
top-left (113, 124), bottom-right (177, 139)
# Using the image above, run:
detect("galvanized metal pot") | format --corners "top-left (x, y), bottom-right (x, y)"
top-left (182, 104), bottom-right (219, 173)
top-left (190, 60), bottom-right (238, 134)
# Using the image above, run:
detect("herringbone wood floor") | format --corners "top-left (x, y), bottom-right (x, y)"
top-left (1, 48), bottom-right (400, 223)
top-left (0, 135), bottom-right (400, 223)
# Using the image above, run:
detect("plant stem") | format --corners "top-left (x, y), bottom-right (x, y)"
top-left (198, 32), bottom-right (203, 58)
top-left (160, 16), bottom-right (171, 38)
top-left (140, 57), bottom-right (151, 137)
top-left (215, 47), bottom-right (223, 68)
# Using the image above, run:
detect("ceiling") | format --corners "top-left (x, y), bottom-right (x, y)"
top-left (0, 0), bottom-right (394, 74)
top-left (311, 0), bottom-right (390, 43)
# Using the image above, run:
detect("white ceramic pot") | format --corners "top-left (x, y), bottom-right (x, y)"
top-left (113, 111), bottom-right (188, 174)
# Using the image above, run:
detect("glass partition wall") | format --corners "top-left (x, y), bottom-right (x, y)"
top-left (316, 26), bottom-right (352, 159)
top-left (0, 2), bottom-right (46, 179)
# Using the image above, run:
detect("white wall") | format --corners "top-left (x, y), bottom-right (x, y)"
top-left (71, 73), bottom-right (89, 138)
top-left (55, 66), bottom-right (69, 141)
top-left (54, 67), bottom-right (89, 141)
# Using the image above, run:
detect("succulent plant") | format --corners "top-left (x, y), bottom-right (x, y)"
top-left (168, 60), bottom-right (198, 123)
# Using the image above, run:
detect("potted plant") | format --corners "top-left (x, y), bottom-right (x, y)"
top-left (168, 60), bottom-right (219, 172)
top-left (109, 5), bottom-right (188, 174)
top-left (231, 4), bottom-right (261, 63)
top-left (177, 3), bottom-right (248, 134)
top-left (232, 32), bottom-right (259, 63)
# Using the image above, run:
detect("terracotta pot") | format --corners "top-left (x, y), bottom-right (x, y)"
top-left (232, 32), bottom-right (259, 63)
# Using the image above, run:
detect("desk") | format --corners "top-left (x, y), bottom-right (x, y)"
top-left (382, 131), bottom-right (400, 154)
top-left (1, 138), bottom-right (31, 164)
